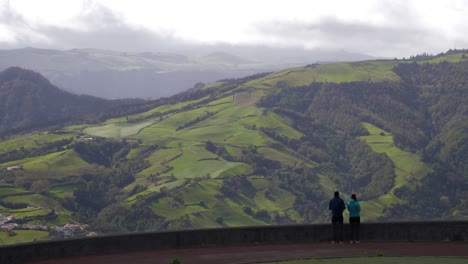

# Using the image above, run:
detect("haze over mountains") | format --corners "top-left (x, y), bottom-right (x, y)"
top-left (0, 47), bottom-right (376, 99)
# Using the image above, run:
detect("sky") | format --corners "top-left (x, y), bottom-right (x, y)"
top-left (0, 0), bottom-right (467, 57)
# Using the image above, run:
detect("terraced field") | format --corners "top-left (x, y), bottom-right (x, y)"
top-left (359, 122), bottom-right (432, 219)
top-left (1, 51), bottom-right (465, 245)
top-left (248, 60), bottom-right (400, 89)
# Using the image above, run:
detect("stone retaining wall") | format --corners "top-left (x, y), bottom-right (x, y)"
top-left (1, 221), bottom-right (467, 264)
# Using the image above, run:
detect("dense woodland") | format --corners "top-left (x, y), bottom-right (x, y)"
top-left (258, 61), bottom-right (468, 220)
top-left (0, 67), bottom-right (143, 137)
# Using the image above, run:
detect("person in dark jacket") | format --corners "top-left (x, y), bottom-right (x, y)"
top-left (347, 193), bottom-right (361, 243)
top-left (329, 191), bottom-right (345, 243)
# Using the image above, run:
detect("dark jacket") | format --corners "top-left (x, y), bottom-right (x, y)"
top-left (329, 196), bottom-right (345, 217)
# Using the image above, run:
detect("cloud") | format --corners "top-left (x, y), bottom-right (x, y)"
top-left (253, 0), bottom-right (468, 57)
top-left (256, 17), bottom-right (448, 57)
top-left (0, 1), bottom-right (22, 25)
top-left (0, 1), bottom-right (181, 51)
top-left (1, 0), bottom-right (467, 57)
top-left (0, 0), bottom-right (48, 47)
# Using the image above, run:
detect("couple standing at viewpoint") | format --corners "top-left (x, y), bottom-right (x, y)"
top-left (329, 191), bottom-right (361, 244)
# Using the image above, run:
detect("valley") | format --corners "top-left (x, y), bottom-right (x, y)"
top-left (0, 50), bottom-right (467, 245)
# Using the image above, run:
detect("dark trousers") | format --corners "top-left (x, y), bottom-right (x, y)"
top-left (349, 217), bottom-right (360, 241)
top-left (331, 215), bottom-right (344, 242)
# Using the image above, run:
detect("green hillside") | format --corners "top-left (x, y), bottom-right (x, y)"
top-left (0, 50), bottom-right (467, 244)
top-left (0, 67), bottom-right (142, 137)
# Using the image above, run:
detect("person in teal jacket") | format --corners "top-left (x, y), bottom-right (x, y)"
top-left (347, 193), bottom-right (361, 243)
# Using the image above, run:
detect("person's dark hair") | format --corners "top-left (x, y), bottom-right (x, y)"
top-left (351, 193), bottom-right (357, 200)
top-left (334, 191), bottom-right (339, 197)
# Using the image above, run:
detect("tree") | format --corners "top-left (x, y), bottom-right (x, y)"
top-left (31, 180), bottom-right (50, 194)
top-left (215, 216), bottom-right (224, 225)
top-left (169, 258), bottom-right (181, 264)
top-left (205, 140), bottom-right (217, 153)
top-left (193, 82), bottom-right (206, 89)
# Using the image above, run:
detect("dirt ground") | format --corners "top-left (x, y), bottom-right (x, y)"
top-left (27, 241), bottom-right (468, 264)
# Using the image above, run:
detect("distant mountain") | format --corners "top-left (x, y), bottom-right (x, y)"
top-left (0, 47), bottom-right (376, 99)
top-left (0, 67), bottom-right (138, 136)
top-left (0, 48), bottom-right (271, 99)
top-left (198, 52), bottom-right (254, 64)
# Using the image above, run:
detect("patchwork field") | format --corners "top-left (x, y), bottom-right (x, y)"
top-left (0, 132), bottom-right (74, 154)
top-left (248, 60), bottom-right (400, 89)
top-left (359, 122), bottom-right (432, 219)
top-left (0, 51), bottom-right (465, 245)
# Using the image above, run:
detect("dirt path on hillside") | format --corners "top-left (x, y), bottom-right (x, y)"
top-left (28, 242), bottom-right (468, 264)
top-left (41, 150), bottom-right (70, 164)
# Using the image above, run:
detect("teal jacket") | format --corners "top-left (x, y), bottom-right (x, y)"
top-left (347, 199), bottom-right (361, 218)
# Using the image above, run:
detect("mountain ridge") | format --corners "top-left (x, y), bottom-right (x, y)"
top-left (0, 67), bottom-right (142, 136)
top-left (0, 47), bottom-right (377, 99)
top-left (0, 50), bottom-right (466, 244)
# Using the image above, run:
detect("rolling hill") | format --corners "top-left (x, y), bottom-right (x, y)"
top-left (0, 67), bottom-right (144, 137)
top-left (0, 50), bottom-right (466, 244)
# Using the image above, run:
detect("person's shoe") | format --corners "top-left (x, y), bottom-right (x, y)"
top-left (350, 241), bottom-right (355, 244)
top-left (355, 241), bottom-right (360, 244)
top-left (339, 241), bottom-right (344, 244)
top-left (331, 241), bottom-right (335, 244)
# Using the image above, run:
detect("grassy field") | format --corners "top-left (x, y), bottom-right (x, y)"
top-left (146, 174), bottom-right (301, 227)
top-left (248, 60), bottom-right (400, 89)
top-left (253, 187), bottom-right (296, 211)
top-left (247, 52), bottom-right (465, 93)
top-left (360, 123), bottom-right (431, 189)
top-left (0, 186), bottom-right (32, 197)
top-left (134, 109), bottom-right (214, 142)
top-left (256, 111), bottom-right (304, 139)
top-left (86, 92), bottom-right (291, 152)
top-left (262, 257), bottom-right (468, 264)
top-left (248, 177), bottom-right (300, 221)
top-left (217, 163), bottom-right (253, 178)
top-left (0, 185), bottom-right (73, 226)
top-left (163, 104), bottom-right (273, 146)
top-left (166, 145), bottom-right (249, 179)
top-left (258, 147), bottom-right (307, 167)
top-left (90, 98), bottom-right (225, 140)
top-left (148, 180), bottom-right (224, 222)
top-left (359, 122), bottom-right (432, 219)
top-left (136, 147), bottom-right (181, 177)
top-left (104, 97), bottom-right (210, 124)
top-left (0, 150), bottom-right (98, 180)
top-left (0, 206), bottom-right (51, 218)
top-left (126, 179), bottom-right (186, 203)
top-left (0, 132), bottom-right (74, 154)
top-left (0, 186), bottom-right (71, 226)
top-left (1, 193), bottom-right (73, 224)
top-left (2, 194), bottom-right (61, 208)
top-left (417, 53), bottom-right (467, 64)
top-left (0, 230), bottom-right (49, 245)
top-left (85, 120), bottom-right (158, 138)
top-left (0, 151), bottom-right (67, 170)
top-left (247, 53), bottom-right (465, 92)
top-left (42, 150), bottom-right (86, 168)
top-left (49, 183), bottom-right (79, 199)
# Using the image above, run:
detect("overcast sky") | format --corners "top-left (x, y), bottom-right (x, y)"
top-left (1, 0), bottom-right (467, 57)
